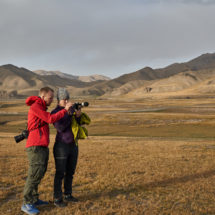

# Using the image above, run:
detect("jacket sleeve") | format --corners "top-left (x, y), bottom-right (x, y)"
top-left (30, 103), bottom-right (67, 124)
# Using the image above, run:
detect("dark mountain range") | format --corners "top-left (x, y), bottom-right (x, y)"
top-left (117, 53), bottom-right (215, 82)
top-left (84, 53), bottom-right (215, 96)
top-left (1, 53), bottom-right (215, 98)
top-left (0, 64), bottom-right (103, 98)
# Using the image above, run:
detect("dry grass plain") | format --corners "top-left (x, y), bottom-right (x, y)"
top-left (1, 96), bottom-right (215, 214)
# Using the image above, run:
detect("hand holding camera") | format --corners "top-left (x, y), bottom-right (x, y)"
top-left (65, 102), bottom-right (73, 111)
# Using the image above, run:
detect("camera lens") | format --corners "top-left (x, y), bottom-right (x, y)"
top-left (14, 134), bottom-right (25, 143)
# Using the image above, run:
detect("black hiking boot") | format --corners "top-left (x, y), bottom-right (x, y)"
top-left (54, 198), bottom-right (67, 207)
top-left (64, 194), bottom-right (79, 202)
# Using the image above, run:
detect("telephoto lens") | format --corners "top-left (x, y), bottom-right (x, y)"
top-left (14, 130), bottom-right (29, 143)
top-left (81, 102), bottom-right (89, 107)
top-left (73, 102), bottom-right (89, 110)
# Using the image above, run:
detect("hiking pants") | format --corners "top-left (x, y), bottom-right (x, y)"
top-left (53, 142), bottom-right (78, 199)
top-left (23, 146), bottom-right (49, 204)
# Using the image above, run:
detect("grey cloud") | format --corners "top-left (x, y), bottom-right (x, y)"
top-left (176, 0), bottom-right (215, 4)
top-left (0, 0), bottom-right (215, 77)
top-left (135, 0), bottom-right (215, 4)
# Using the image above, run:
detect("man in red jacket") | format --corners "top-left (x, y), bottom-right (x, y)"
top-left (21, 87), bottom-right (73, 215)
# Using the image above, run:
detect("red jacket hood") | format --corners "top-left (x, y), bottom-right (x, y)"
top-left (25, 96), bottom-right (46, 108)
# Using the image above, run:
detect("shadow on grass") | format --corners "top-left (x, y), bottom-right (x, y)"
top-left (0, 190), bottom-right (17, 206)
top-left (37, 203), bottom-right (56, 213)
top-left (79, 169), bottom-right (215, 200)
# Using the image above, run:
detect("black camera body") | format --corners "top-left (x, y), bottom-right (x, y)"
top-left (72, 102), bottom-right (89, 110)
top-left (14, 130), bottom-right (29, 143)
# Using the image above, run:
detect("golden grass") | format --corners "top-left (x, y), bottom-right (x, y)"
top-left (1, 98), bottom-right (215, 214)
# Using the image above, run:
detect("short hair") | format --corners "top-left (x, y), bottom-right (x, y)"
top-left (39, 87), bottom-right (54, 95)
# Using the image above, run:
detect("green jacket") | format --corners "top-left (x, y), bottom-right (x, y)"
top-left (71, 112), bottom-right (91, 144)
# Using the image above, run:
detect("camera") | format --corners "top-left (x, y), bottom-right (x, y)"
top-left (14, 130), bottom-right (29, 143)
top-left (72, 102), bottom-right (89, 110)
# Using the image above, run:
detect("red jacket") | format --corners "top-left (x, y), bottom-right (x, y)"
top-left (25, 96), bottom-right (67, 148)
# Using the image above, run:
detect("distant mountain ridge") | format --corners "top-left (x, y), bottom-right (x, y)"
top-left (1, 52), bottom-right (215, 98)
top-left (33, 70), bottom-right (110, 82)
top-left (85, 53), bottom-right (215, 97)
top-left (0, 64), bottom-right (101, 98)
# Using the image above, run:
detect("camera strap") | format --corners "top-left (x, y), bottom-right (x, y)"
top-left (28, 121), bottom-right (47, 133)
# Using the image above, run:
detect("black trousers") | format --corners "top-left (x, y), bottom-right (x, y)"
top-left (53, 141), bottom-right (78, 199)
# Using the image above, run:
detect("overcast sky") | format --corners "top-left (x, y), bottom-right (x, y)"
top-left (0, 0), bottom-right (215, 78)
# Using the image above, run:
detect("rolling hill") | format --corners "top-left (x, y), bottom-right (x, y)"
top-left (0, 64), bottom-right (103, 98)
top-left (85, 53), bottom-right (215, 97)
top-left (126, 69), bottom-right (215, 98)
top-left (1, 53), bottom-right (215, 98)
